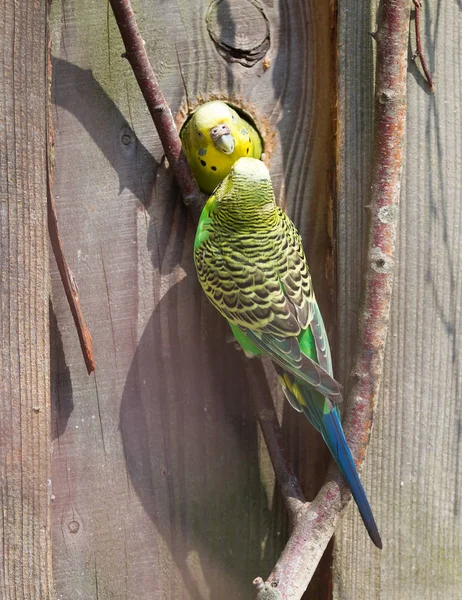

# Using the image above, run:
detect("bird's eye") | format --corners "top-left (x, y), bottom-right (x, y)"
top-left (197, 131), bottom-right (203, 137)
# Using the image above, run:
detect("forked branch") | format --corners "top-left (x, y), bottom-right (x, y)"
top-left (253, 0), bottom-right (411, 595)
top-left (108, 0), bottom-right (410, 598)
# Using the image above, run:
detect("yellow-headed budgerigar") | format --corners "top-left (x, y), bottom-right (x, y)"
top-left (181, 101), bottom-right (263, 193)
top-left (194, 157), bottom-right (382, 548)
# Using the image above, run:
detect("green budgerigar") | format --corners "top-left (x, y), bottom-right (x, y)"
top-left (194, 157), bottom-right (382, 548)
top-left (181, 101), bottom-right (263, 194)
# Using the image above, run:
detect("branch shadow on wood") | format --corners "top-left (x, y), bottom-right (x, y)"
top-left (50, 299), bottom-right (74, 441)
top-left (425, 89), bottom-right (462, 517)
top-left (51, 55), bottom-right (188, 273)
top-left (51, 56), bottom-right (159, 208)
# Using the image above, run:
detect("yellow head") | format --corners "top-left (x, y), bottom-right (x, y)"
top-left (213, 157), bottom-right (275, 225)
top-left (181, 100), bottom-right (263, 194)
top-left (190, 101), bottom-right (239, 154)
top-left (230, 157), bottom-right (270, 182)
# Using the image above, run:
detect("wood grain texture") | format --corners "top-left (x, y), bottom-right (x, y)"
top-left (0, 2), bottom-right (53, 598)
top-left (334, 0), bottom-right (462, 597)
top-left (49, 0), bottom-right (335, 598)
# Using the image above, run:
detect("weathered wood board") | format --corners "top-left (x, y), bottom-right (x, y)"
top-left (0, 2), bottom-right (53, 598)
top-left (49, 1), bottom-right (335, 598)
top-left (334, 0), bottom-right (462, 598)
top-left (45, 0), bottom-right (462, 598)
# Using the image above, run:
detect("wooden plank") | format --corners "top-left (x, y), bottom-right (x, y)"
top-left (0, 2), bottom-right (53, 598)
top-left (49, 0), bottom-right (336, 598)
top-left (334, 1), bottom-right (462, 597)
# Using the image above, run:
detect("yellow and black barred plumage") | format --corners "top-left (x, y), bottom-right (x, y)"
top-left (193, 157), bottom-right (382, 548)
top-left (194, 158), bottom-right (341, 401)
top-left (194, 160), bottom-right (312, 329)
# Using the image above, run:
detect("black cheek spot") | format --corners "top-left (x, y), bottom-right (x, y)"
top-left (246, 147), bottom-right (249, 154)
top-left (211, 166), bottom-right (217, 171)
top-left (200, 160), bottom-right (207, 166)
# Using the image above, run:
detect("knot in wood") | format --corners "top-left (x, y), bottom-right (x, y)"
top-left (254, 580), bottom-right (283, 600)
top-left (68, 520), bottom-right (80, 534)
top-left (378, 89), bottom-right (396, 104)
top-left (120, 125), bottom-right (135, 154)
top-left (206, 0), bottom-right (270, 67)
top-left (370, 247), bottom-right (394, 273)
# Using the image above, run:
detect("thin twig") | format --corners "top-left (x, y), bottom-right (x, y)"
top-left (47, 188), bottom-right (96, 375)
top-left (412, 0), bottom-right (435, 93)
top-left (108, 0), bottom-right (204, 222)
top-left (246, 361), bottom-right (306, 517)
top-left (47, 35), bottom-right (95, 375)
top-left (108, 1), bottom-right (408, 598)
top-left (254, 1), bottom-right (411, 596)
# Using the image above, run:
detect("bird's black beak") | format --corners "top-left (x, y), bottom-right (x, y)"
top-left (210, 123), bottom-right (235, 154)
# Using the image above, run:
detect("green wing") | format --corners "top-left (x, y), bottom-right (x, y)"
top-left (308, 301), bottom-right (333, 376)
top-left (196, 209), bottom-right (312, 330)
top-left (244, 329), bottom-right (341, 402)
top-left (195, 206), bottom-right (342, 403)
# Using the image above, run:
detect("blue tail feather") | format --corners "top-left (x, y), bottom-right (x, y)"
top-left (321, 410), bottom-right (382, 549)
top-left (279, 372), bottom-right (382, 548)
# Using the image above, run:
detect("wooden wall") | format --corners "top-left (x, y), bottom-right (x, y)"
top-left (49, 0), bottom-right (335, 598)
top-left (0, 2), bottom-right (53, 598)
top-left (335, 0), bottom-right (462, 597)
top-left (0, 0), bottom-right (457, 598)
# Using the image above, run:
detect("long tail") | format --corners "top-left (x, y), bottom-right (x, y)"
top-left (275, 364), bottom-right (382, 548)
top-left (319, 408), bottom-right (382, 549)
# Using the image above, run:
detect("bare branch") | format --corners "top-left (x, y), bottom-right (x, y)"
top-left (253, 1), bottom-right (411, 596)
top-left (47, 37), bottom-right (95, 375)
top-left (412, 0), bottom-right (435, 93)
top-left (108, 0), bottom-right (204, 222)
top-left (47, 186), bottom-right (96, 374)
